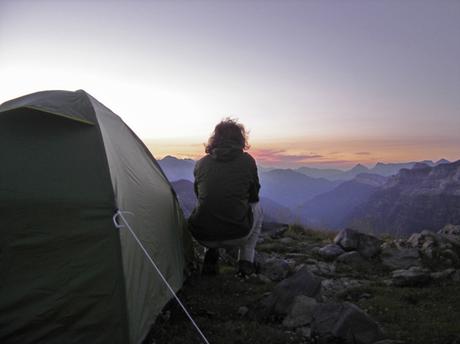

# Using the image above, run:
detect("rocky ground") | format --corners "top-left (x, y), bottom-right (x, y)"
top-left (147, 225), bottom-right (460, 344)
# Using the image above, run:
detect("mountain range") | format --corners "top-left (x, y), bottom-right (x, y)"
top-left (158, 155), bottom-right (450, 183)
top-left (347, 160), bottom-right (460, 236)
top-left (159, 156), bottom-right (342, 210)
top-left (158, 155), bottom-right (195, 181)
top-left (160, 155), bottom-right (459, 235)
top-left (259, 169), bottom-right (341, 209)
top-left (295, 159), bottom-right (450, 180)
top-left (297, 173), bottom-right (388, 229)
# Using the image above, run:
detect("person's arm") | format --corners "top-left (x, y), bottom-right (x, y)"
top-left (248, 157), bottom-right (260, 203)
top-left (193, 162), bottom-right (199, 198)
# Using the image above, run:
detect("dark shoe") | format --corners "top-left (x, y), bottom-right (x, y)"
top-left (237, 260), bottom-right (255, 277)
top-left (202, 248), bottom-right (219, 276)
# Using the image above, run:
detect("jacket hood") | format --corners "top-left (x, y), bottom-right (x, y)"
top-left (211, 143), bottom-right (243, 162)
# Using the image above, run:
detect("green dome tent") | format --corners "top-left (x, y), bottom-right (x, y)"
top-left (0, 90), bottom-right (192, 343)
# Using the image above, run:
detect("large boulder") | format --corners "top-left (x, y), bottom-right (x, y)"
top-left (318, 244), bottom-right (345, 261)
top-left (334, 228), bottom-right (383, 258)
top-left (407, 230), bottom-right (445, 249)
top-left (252, 266), bottom-right (322, 320)
top-left (311, 302), bottom-right (385, 344)
top-left (261, 257), bottom-right (291, 281)
top-left (438, 224), bottom-right (460, 248)
top-left (392, 266), bottom-right (431, 287)
top-left (282, 295), bottom-right (317, 328)
top-left (407, 230), bottom-right (459, 268)
top-left (336, 251), bottom-right (370, 270)
top-left (430, 268), bottom-right (456, 281)
top-left (380, 244), bottom-right (422, 270)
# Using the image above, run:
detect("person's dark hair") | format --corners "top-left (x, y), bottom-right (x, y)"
top-left (205, 118), bottom-right (249, 153)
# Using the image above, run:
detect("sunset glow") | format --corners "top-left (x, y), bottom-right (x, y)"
top-left (1, 0), bottom-right (459, 168)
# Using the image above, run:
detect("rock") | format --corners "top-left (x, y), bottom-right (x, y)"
top-left (380, 245), bottom-right (421, 270)
top-left (238, 306), bottom-right (249, 317)
top-left (334, 228), bottom-right (382, 258)
top-left (392, 266), bottom-right (431, 287)
top-left (406, 232), bottom-right (424, 248)
top-left (321, 278), bottom-right (369, 301)
top-left (296, 326), bottom-right (312, 339)
top-left (305, 258), bottom-right (319, 265)
top-left (359, 293), bottom-right (371, 300)
top-left (265, 224), bottom-right (288, 239)
top-left (336, 251), bottom-right (370, 269)
top-left (252, 267), bottom-right (322, 320)
top-left (430, 268), bottom-right (456, 281)
top-left (305, 261), bottom-right (336, 277)
top-left (286, 259), bottom-right (297, 271)
top-left (318, 244), bottom-right (345, 261)
top-left (407, 230), bottom-right (444, 248)
top-left (406, 230), bottom-right (460, 268)
top-left (382, 279), bottom-right (392, 286)
top-left (254, 251), bottom-right (269, 267)
top-left (373, 340), bottom-right (406, 344)
top-left (438, 224), bottom-right (460, 248)
top-left (310, 246), bottom-right (321, 255)
top-left (282, 295), bottom-right (317, 328)
top-left (311, 302), bottom-right (385, 344)
top-left (279, 237), bottom-right (295, 245)
top-left (261, 258), bottom-right (291, 281)
top-left (335, 228), bottom-right (360, 251)
top-left (441, 249), bottom-right (460, 267)
top-left (258, 274), bottom-right (272, 283)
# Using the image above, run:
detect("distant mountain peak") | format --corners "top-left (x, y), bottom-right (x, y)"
top-left (162, 155), bottom-right (178, 161)
top-left (349, 163), bottom-right (369, 172)
top-left (161, 155), bottom-right (195, 162)
top-left (436, 158), bottom-right (450, 165)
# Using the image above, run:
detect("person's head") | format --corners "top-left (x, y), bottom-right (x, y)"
top-left (205, 118), bottom-right (249, 154)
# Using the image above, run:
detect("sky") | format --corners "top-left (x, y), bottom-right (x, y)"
top-left (1, 0), bottom-right (459, 169)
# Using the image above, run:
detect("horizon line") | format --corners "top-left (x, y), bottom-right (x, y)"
top-left (156, 153), bottom-right (456, 171)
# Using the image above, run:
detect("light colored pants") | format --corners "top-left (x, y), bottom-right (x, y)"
top-left (200, 202), bottom-right (263, 262)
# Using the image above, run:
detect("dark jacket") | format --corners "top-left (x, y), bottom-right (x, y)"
top-left (188, 144), bottom-right (260, 241)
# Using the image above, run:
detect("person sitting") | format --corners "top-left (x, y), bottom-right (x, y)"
top-left (188, 118), bottom-right (263, 276)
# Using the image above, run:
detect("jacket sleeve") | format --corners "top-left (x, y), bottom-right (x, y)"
top-left (193, 161), bottom-right (199, 198)
top-left (248, 157), bottom-right (260, 203)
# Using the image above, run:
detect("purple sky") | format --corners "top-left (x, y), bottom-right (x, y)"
top-left (1, 0), bottom-right (459, 168)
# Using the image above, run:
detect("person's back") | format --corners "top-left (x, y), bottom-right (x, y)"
top-left (188, 119), bottom-right (262, 276)
top-left (190, 147), bottom-right (259, 241)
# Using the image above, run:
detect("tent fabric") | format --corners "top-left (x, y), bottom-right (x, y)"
top-left (89, 94), bottom-right (188, 343)
top-left (0, 90), bottom-right (95, 125)
top-left (0, 90), bottom-right (191, 344)
top-left (0, 107), bottom-right (129, 343)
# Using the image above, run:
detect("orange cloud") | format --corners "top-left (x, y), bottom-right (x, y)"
top-left (144, 136), bottom-right (460, 169)
top-left (251, 148), bottom-right (323, 166)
